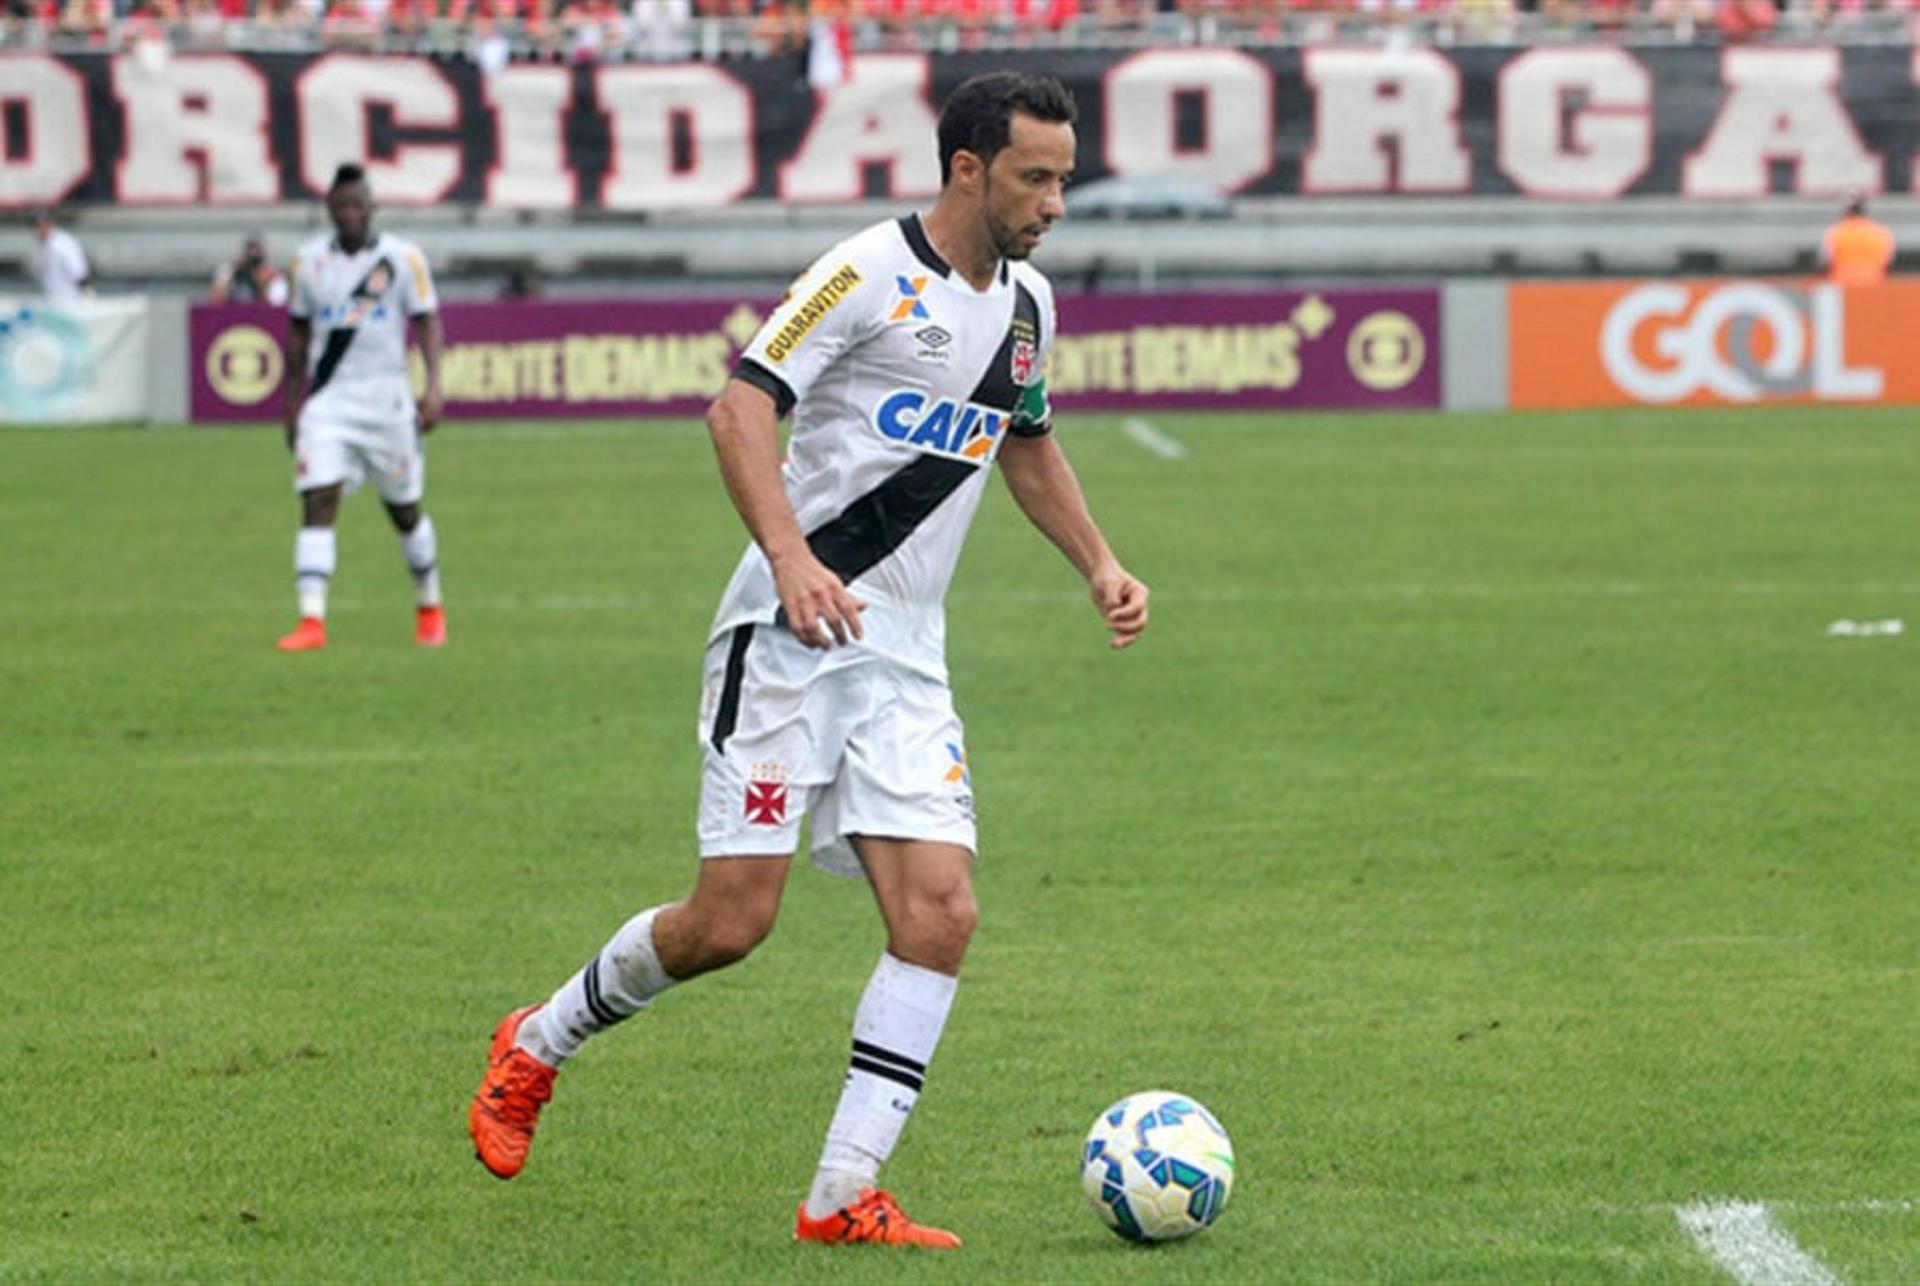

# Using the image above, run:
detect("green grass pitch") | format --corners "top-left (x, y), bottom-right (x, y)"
top-left (2, 408), bottom-right (1916, 1281)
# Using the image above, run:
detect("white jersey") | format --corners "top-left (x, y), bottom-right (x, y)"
top-left (289, 231), bottom-right (437, 417)
top-left (35, 227), bottom-right (89, 300)
top-left (714, 214), bottom-right (1056, 671)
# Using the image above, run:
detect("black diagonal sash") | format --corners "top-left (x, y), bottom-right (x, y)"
top-left (800, 280), bottom-right (1042, 585)
top-left (806, 453), bottom-right (980, 584)
top-left (309, 255), bottom-right (396, 396)
top-left (965, 281), bottom-right (1040, 413)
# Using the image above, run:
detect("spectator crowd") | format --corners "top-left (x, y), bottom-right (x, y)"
top-left (7, 0), bottom-right (1919, 55)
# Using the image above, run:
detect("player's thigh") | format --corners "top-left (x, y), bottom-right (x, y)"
top-left (854, 837), bottom-right (977, 925)
top-left (818, 666), bottom-right (976, 868)
top-left (293, 418), bottom-right (361, 494)
top-left (694, 624), bottom-right (858, 859)
top-left (670, 853), bottom-right (795, 958)
top-left (362, 418), bottom-right (424, 506)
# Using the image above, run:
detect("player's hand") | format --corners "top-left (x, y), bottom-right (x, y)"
top-left (281, 402), bottom-right (300, 453)
top-left (417, 387), bottom-right (443, 434)
top-left (1090, 563), bottom-right (1149, 650)
top-left (771, 548), bottom-right (866, 649)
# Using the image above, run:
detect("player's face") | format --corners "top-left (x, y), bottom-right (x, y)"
top-left (327, 182), bottom-right (374, 249)
top-left (980, 113), bottom-right (1073, 261)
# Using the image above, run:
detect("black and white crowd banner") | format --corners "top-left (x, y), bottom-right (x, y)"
top-left (6, 45), bottom-right (1920, 208)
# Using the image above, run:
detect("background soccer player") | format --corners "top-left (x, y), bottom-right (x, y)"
top-left (469, 72), bottom-right (1149, 1248)
top-left (278, 164), bottom-right (448, 652)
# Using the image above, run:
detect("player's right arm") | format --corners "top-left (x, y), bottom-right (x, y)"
top-left (709, 246), bottom-right (879, 648)
top-left (282, 317), bottom-right (310, 453)
top-left (706, 378), bottom-right (865, 648)
top-left (283, 250), bottom-right (314, 452)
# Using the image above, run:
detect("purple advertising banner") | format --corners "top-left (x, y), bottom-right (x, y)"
top-left (190, 287), bottom-right (1440, 424)
top-left (1044, 289), bottom-right (1439, 413)
top-left (190, 298), bottom-right (756, 423)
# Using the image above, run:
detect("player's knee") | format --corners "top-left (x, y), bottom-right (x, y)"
top-left (893, 883), bottom-right (976, 972)
top-left (301, 489), bottom-right (342, 525)
top-left (940, 884), bottom-right (979, 945)
top-left (700, 907), bottom-right (776, 966)
top-left (385, 502), bottom-right (421, 532)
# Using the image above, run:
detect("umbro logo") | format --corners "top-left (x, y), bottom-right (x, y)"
top-left (913, 324), bottom-right (953, 365)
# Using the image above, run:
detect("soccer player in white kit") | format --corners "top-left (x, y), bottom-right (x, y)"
top-left (469, 73), bottom-right (1149, 1247)
top-left (32, 208), bottom-right (90, 300)
top-left (277, 164), bottom-right (447, 652)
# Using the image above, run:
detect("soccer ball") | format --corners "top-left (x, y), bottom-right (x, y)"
top-left (1080, 1090), bottom-right (1235, 1242)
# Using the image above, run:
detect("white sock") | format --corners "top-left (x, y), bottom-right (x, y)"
top-left (400, 515), bottom-right (441, 608)
top-left (804, 954), bottom-right (959, 1219)
top-left (517, 907), bottom-right (675, 1067)
top-left (294, 527), bottom-right (335, 620)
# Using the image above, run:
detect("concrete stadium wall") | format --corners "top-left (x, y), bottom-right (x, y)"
top-left (1441, 282), bottom-right (1510, 414)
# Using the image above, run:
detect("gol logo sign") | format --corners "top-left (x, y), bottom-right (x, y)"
top-left (205, 325), bottom-right (284, 407)
top-left (1601, 283), bottom-right (1879, 402)
top-left (1509, 280), bottom-right (1913, 410)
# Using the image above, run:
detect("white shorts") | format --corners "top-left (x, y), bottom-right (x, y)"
top-left (295, 403), bottom-right (423, 505)
top-left (695, 623), bottom-right (976, 876)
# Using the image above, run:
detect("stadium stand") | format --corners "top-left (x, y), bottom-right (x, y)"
top-left (4, 9), bottom-right (1918, 290)
top-left (6, 0), bottom-right (1920, 55)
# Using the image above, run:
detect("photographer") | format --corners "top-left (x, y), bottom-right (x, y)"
top-left (211, 233), bottom-right (289, 305)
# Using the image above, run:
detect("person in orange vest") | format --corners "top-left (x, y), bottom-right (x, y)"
top-left (1821, 195), bottom-right (1896, 286)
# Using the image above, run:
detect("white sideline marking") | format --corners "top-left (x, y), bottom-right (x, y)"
top-left (1122, 417), bottom-right (1187, 460)
top-left (1676, 1202), bottom-right (1841, 1286)
top-left (1826, 618), bottom-right (1904, 637)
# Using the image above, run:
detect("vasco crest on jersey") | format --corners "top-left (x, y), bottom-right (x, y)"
top-left (1010, 338), bottom-right (1037, 385)
top-left (1009, 314), bottom-right (1039, 385)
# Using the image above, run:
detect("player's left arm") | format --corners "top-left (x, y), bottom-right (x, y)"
top-left (413, 310), bottom-right (445, 432)
top-left (406, 246), bottom-right (444, 432)
top-left (998, 431), bottom-right (1149, 650)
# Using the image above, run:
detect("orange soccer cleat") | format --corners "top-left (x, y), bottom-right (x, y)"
top-left (794, 1189), bottom-right (962, 1249)
top-left (276, 617), bottom-right (327, 652)
top-left (469, 1006), bottom-right (556, 1180)
top-left (415, 605), bottom-right (447, 647)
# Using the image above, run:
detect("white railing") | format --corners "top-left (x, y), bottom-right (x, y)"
top-left (4, 6), bottom-right (1919, 56)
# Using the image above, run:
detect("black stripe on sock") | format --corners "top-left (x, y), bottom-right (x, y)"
top-left (709, 624), bottom-right (753, 754)
top-left (851, 1039), bottom-right (927, 1075)
top-left (581, 953), bottom-right (625, 1029)
top-left (850, 1055), bottom-right (925, 1093)
top-left (295, 569), bottom-right (332, 580)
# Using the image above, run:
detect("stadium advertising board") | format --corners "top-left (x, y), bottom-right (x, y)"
top-left (1049, 289), bottom-right (1438, 412)
top-left (190, 287), bottom-right (1440, 422)
top-left (1, 296), bottom-right (151, 425)
top-left (1509, 279), bottom-right (1920, 409)
top-left (10, 46), bottom-right (1920, 209)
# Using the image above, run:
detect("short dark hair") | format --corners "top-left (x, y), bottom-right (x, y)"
top-left (937, 72), bottom-right (1076, 186)
top-left (330, 163), bottom-right (368, 192)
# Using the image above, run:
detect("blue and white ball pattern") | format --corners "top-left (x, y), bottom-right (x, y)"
top-left (1080, 1091), bottom-right (1235, 1242)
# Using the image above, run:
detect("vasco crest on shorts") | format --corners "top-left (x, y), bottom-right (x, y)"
top-left (745, 762), bottom-right (789, 826)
